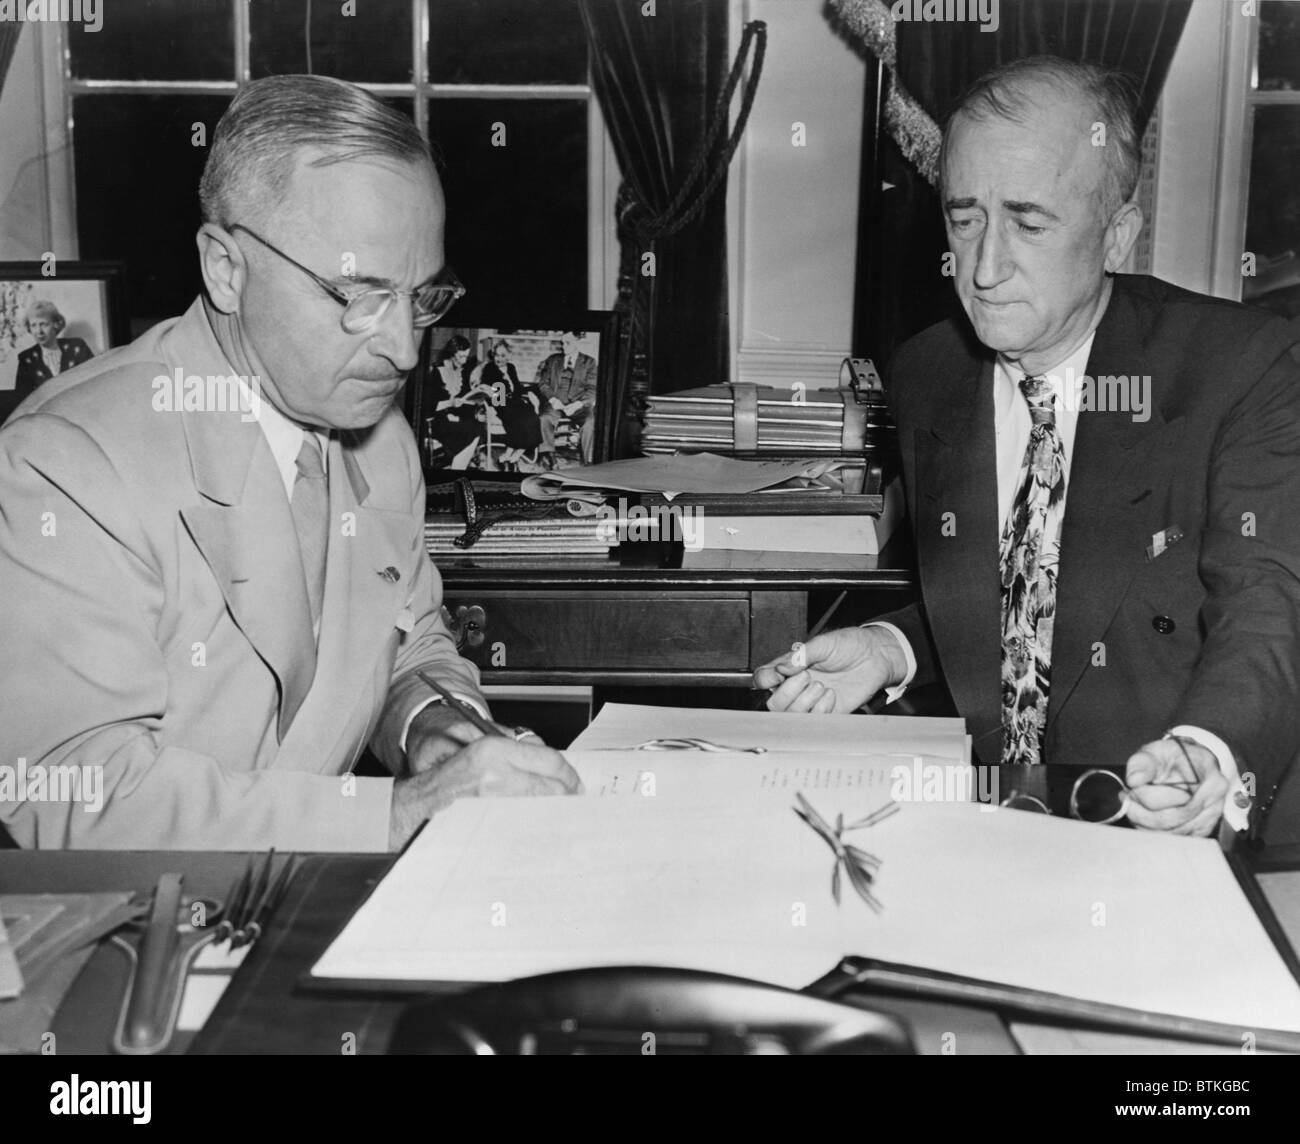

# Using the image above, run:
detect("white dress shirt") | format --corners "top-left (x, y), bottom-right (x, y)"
top-left (241, 379), bottom-right (330, 500)
top-left (869, 333), bottom-right (1247, 828)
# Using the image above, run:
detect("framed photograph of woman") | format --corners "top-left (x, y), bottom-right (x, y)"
top-left (0, 262), bottom-right (129, 426)
top-left (405, 309), bottom-right (618, 475)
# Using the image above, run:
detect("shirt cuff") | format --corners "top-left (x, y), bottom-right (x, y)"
top-left (1169, 724), bottom-right (1251, 833)
top-left (862, 621), bottom-right (916, 706)
top-left (400, 693), bottom-right (490, 754)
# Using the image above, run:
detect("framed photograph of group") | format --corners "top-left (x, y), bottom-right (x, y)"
top-left (404, 309), bottom-right (618, 475)
top-left (0, 262), bottom-right (130, 426)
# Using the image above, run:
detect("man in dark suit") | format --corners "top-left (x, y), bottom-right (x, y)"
top-left (14, 301), bottom-right (94, 394)
top-left (756, 57), bottom-right (1300, 842)
top-left (535, 331), bottom-right (597, 463)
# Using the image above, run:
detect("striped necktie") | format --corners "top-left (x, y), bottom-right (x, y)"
top-left (999, 375), bottom-right (1067, 765)
top-left (291, 434), bottom-right (328, 632)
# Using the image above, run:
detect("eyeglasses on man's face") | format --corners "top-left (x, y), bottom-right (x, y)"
top-left (228, 223), bottom-right (465, 334)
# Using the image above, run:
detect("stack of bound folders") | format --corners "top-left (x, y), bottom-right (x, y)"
top-left (640, 360), bottom-right (893, 457)
top-left (640, 361), bottom-right (902, 559)
top-left (424, 474), bottom-right (616, 561)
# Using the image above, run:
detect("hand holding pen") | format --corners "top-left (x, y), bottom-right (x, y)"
top-left (403, 671), bottom-right (543, 774)
top-left (388, 673), bottom-right (582, 850)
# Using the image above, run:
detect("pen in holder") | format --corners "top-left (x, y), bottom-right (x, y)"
top-left (110, 873), bottom-right (222, 1055)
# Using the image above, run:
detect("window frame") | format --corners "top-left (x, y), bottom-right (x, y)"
top-left (1210, 0), bottom-right (1300, 301)
top-left (38, 0), bottom-right (617, 311)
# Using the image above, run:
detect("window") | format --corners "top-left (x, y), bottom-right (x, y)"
top-left (1242, 1), bottom-right (1300, 317)
top-left (63, 0), bottom-right (594, 332)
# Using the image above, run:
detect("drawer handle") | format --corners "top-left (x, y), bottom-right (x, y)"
top-left (444, 604), bottom-right (487, 650)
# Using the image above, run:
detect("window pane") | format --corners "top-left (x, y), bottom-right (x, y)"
top-left (1258, 1), bottom-right (1300, 92)
top-left (73, 96), bottom-right (229, 330)
top-left (430, 98), bottom-right (587, 314)
top-left (252, 0), bottom-right (412, 83)
top-left (1244, 106), bottom-right (1300, 319)
top-left (429, 0), bottom-right (587, 84)
top-left (70, 0), bottom-right (234, 81)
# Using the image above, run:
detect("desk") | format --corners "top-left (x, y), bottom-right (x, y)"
top-left (5, 845), bottom-right (1298, 1055)
top-left (436, 538), bottom-right (917, 689)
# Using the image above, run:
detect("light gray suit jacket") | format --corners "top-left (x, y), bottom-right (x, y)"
top-left (0, 299), bottom-right (483, 850)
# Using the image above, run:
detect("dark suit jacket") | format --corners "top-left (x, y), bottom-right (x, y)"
top-left (15, 338), bottom-right (94, 394)
top-left (535, 351), bottom-right (597, 417)
top-left (881, 274), bottom-right (1300, 835)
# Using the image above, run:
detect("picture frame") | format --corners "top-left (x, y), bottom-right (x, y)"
top-left (404, 308), bottom-right (619, 476)
top-left (0, 262), bottom-right (130, 425)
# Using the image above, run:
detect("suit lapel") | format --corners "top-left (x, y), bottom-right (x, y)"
top-left (916, 357), bottom-right (1004, 760)
top-left (1049, 282), bottom-right (1176, 722)
top-left (171, 306), bottom-right (318, 740)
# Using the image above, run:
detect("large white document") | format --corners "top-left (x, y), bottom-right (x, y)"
top-left (569, 702), bottom-right (971, 764)
top-left (312, 796), bottom-right (1300, 1033)
top-left (566, 749), bottom-right (919, 800)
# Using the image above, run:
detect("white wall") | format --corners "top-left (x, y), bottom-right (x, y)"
top-left (729, 0), bottom-right (866, 388)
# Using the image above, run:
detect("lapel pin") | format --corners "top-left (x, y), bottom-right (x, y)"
top-left (1146, 526), bottom-right (1185, 562)
top-left (379, 566), bottom-right (400, 583)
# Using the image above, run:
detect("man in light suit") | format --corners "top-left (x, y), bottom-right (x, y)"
top-left (536, 331), bottom-right (598, 463)
top-left (756, 57), bottom-right (1300, 842)
top-left (0, 75), bottom-right (579, 851)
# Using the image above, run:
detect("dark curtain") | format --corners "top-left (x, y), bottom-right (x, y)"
top-left (579, 0), bottom-right (731, 455)
top-left (854, 0), bottom-right (1193, 364)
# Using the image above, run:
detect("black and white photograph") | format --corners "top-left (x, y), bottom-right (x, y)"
top-left (1, 0), bottom-right (1300, 1100)
top-left (0, 262), bottom-right (126, 425)
top-left (407, 315), bottom-right (614, 473)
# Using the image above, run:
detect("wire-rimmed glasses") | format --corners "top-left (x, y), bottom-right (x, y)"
top-left (229, 223), bottom-right (465, 333)
top-left (1001, 767), bottom-right (1196, 825)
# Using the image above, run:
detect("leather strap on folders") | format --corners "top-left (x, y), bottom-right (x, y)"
top-left (730, 383), bottom-right (760, 452)
top-left (839, 391), bottom-right (867, 453)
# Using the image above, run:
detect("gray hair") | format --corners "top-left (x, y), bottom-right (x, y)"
top-left (25, 300), bottom-right (65, 332)
top-left (939, 56), bottom-right (1141, 218)
top-left (199, 74), bottom-right (435, 229)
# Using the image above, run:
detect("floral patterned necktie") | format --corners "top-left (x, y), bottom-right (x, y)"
top-left (999, 375), bottom-right (1067, 765)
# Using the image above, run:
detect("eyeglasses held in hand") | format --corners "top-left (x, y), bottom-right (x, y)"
top-left (229, 223), bottom-right (465, 333)
top-left (1001, 767), bottom-right (1196, 825)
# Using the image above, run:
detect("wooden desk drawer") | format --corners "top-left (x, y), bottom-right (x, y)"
top-left (442, 590), bottom-right (751, 670)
